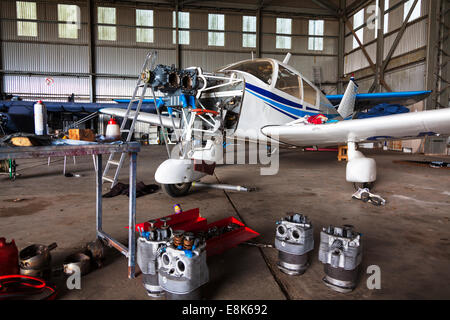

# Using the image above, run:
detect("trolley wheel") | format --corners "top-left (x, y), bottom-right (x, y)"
top-left (162, 183), bottom-right (192, 197)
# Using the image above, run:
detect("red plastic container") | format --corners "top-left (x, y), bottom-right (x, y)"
top-left (0, 238), bottom-right (19, 276)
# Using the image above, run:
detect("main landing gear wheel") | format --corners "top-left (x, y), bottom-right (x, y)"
top-left (162, 183), bottom-right (192, 197)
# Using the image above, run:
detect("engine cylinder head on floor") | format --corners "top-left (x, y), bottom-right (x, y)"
top-left (274, 213), bottom-right (314, 275)
top-left (318, 225), bottom-right (362, 293)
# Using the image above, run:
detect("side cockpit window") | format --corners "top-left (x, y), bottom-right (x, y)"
top-left (302, 80), bottom-right (317, 106)
top-left (275, 65), bottom-right (301, 100)
top-left (221, 60), bottom-right (274, 85)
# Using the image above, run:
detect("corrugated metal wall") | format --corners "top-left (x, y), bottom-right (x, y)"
top-left (0, 0), bottom-right (340, 101)
top-left (344, 0), bottom-right (428, 91)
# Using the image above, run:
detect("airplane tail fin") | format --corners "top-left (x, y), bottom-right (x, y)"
top-left (337, 77), bottom-right (358, 119)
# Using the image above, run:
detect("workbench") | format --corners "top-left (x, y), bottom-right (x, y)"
top-left (0, 141), bottom-right (141, 278)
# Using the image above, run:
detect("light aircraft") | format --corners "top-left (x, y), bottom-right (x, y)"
top-left (100, 53), bottom-right (450, 197)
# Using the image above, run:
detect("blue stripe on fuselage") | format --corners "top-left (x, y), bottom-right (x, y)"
top-left (246, 88), bottom-right (314, 118)
top-left (245, 83), bottom-right (339, 119)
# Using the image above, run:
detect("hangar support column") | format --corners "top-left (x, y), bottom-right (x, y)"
top-left (0, 8), bottom-right (3, 98)
top-left (87, 0), bottom-right (96, 103)
top-left (337, 0), bottom-right (346, 94)
top-left (425, 0), bottom-right (441, 110)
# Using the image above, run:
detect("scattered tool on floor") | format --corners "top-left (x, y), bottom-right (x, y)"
top-left (318, 225), bottom-right (362, 293)
top-left (191, 182), bottom-right (256, 192)
top-left (64, 172), bottom-right (82, 178)
top-left (352, 188), bottom-right (386, 206)
top-left (275, 213), bottom-right (314, 276)
top-left (240, 241), bottom-right (274, 248)
top-left (393, 160), bottom-right (450, 169)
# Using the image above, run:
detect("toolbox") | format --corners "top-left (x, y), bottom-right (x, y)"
top-left (130, 208), bottom-right (259, 257)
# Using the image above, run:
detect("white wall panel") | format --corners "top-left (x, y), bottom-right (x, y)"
top-left (3, 75), bottom-right (90, 97)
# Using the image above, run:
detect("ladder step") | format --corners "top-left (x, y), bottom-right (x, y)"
top-left (102, 176), bottom-right (115, 183)
top-left (121, 129), bottom-right (130, 132)
top-left (108, 160), bottom-right (120, 166)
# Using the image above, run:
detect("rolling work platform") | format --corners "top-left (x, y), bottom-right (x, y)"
top-left (0, 141), bottom-right (141, 278)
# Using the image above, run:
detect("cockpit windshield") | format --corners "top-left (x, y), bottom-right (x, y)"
top-left (220, 59), bottom-right (274, 85)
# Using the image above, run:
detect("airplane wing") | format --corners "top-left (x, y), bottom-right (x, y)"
top-left (99, 108), bottom-right (179, 128)
top-left (261, 108), bottom-right (450, 146)
top-left (0, 100), bottom-right (157, 113)
top-left (326, 91), bottom-right (432, 110)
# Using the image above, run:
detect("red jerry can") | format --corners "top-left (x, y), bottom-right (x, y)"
top-left (0, 237), bottom-right (19, 276)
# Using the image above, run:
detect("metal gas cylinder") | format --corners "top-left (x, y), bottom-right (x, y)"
top-left (274, 213), bottom-right (314, 275)
top-left (33, 100), bottom-right (48, 135)
top-left (105, 117), bottom-right (120, 140)
top-left (158, 233), bottom-right (208, 300)
top-left (0, 238), bottom-right (19, 276)
top-left (318, 225), bottom-right (362, 293)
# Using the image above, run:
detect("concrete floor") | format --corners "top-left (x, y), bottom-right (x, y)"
top-left (1, 145), bottom-right (449, 300)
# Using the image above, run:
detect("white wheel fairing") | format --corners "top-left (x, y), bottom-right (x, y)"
top-left (155, 159), bottom-right (207, 184)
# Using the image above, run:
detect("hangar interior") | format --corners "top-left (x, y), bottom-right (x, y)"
top-left (0, 0), bottom-right (449, 300)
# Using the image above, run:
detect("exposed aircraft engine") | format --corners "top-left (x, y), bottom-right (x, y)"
top-left (275, 213), bottom-right (314, 275)
top-left (143, 64), bottom-right (180, 94)
top-left (149, 62), bottom-right (245, 196)
top-left (318, 225), bottom-right (362, 293)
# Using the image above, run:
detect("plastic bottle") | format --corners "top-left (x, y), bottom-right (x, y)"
top-left (105, 118), bottom-right (121, 140)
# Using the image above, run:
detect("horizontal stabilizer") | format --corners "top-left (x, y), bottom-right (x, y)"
top-left (327, 91), bottom-right (432, 110)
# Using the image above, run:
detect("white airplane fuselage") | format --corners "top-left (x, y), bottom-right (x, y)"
top-left (220, 59), bottom-right (340, 143)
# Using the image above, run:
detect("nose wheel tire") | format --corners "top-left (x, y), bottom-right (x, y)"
top-left (162, 183), bottom-right (192, 197)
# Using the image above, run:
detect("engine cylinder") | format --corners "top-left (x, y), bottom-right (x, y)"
top-left (136, 224), bottom-right (173, 298)
top-left (274, 213), bottom-right (314, 276)
top-left (158, 234), bottom-right (208, 300)
top-left (318, 225), bottom-right (362, 293)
